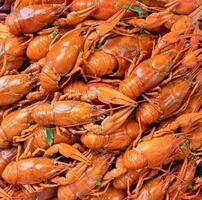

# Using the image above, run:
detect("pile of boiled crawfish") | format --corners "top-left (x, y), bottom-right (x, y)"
top-left (0, 0), bottom-right (201, 199)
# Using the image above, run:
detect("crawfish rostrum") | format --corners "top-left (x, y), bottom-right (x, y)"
top-left (0, 0), bottom-right (201, 199)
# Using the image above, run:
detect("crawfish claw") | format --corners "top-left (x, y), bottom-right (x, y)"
top-left (44, 143), bottom-right (91, 165)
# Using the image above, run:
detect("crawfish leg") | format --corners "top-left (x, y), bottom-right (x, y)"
top-left (19, 137), bottom-right (34, 159)
top-left (32, 148), bottom-right (46, 157)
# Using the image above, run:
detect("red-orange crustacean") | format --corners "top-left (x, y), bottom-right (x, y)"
top-left (2, 157), bottom-right (68, 185)
top-left (21, 126), bottom-right (79, 158)
top-left (57, 153), bottom-right (113, 200)
top-left (136, 76), bottom-right (199, 127)
top-left (69, 0), bottom-right (145, 20)
top-left (119, 50), bottom-right (179, 99)
top-left (81, 119), bottom-right (140, 150)
top-left (0, 148), bottom-right (17, 175)
top-left (6, 4), bottom-right (66, 35)
top-left (0, 0), bottom-right (201, 198)
top-left (39, 27), bottom-right (89, 92)
top-left (123, 134), bottom-right (183, 170)
top-left (39, 10), bottom-right (126, 93)
top-left (0, 73), bottom-right (38, 106)
top-left (83, 34), bottom-right (154, 77)
top-left (31, 99), bottom-right (135, 135)
top-left (0, 34), bottom-right (29, 75)
top-left (0, 104), bottom-right (36, 148)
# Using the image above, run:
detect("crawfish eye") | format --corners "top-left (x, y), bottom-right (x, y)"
top-left (80, 30), bottom-right (87, 36)
top-left (196, 161), bottom-right (202, 177)
top-left (112, 65), bottom-right (119, 74)
top-left (54, 162), bottom-right (59, 166)
top-left (59, 76), bottom-right (66, 84)
top-left (176, 127), bottom-right (182, 134)
top-left (198, 20), bottom-right (202, 30)
top-left (28, 73), bottom-right (34, 77)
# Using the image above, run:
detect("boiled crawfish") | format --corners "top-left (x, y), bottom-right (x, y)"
top-left (6, 4), bottom-right (66, 35)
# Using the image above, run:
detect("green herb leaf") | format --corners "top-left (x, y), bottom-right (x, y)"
top-left (121, 5), bottom-right (144, 17)
top-left (139, 27), bottom-right (145, 34)
top-left (95, 181), bottom-right (101, 186)
top-left (187, 184), bottom-right (193, 190)
top-left (52, 30), bottom-right (58, 38)
top-left (179, 139), bottom-right (186, 149)
top-left (43, 128), bottom-right (53, 146)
